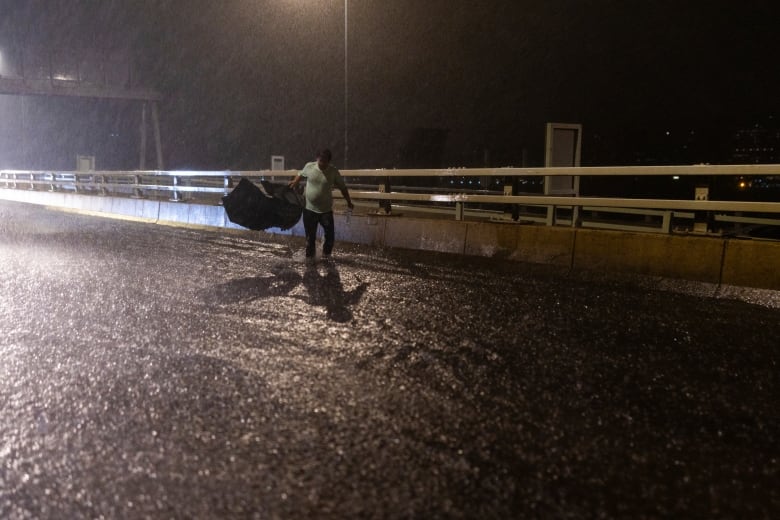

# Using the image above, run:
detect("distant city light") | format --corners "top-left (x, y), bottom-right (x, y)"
top-left (672, 175), bottom-right (680, 180)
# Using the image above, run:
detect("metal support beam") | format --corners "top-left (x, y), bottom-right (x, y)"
top-left (0, 77), bottom-right (162, 102)
top-left (139, 102), bottom-right (148, 170)
top-left (151, 102), bottom-right (164, 170)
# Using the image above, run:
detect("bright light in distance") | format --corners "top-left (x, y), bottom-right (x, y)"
top-left (672, 175), bottom-right (680, 180)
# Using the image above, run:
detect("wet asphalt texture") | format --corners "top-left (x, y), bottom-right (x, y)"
top-left (0, 200), bottom-right (778, 519)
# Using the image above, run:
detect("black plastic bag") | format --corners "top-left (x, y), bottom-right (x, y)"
top-left (222, 178), bottom-right (304, 231)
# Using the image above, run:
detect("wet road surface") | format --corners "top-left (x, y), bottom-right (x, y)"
top-left (0, 200), bottom-right (778, 519)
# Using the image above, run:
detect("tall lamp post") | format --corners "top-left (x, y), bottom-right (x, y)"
top-left (343, 0), bottom-right (348, 169)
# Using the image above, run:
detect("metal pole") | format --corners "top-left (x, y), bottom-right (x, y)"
top-left (151, 101), bottom-right (164, 170)
top-left (344, 0), bottom-right (348, 169)
top-left (139, 102), bottom-right (147, 170)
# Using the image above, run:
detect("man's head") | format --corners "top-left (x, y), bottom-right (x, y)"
top-left (317, 149), bottom-right (333, 170)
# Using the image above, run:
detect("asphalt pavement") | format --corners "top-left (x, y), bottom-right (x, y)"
top-left (0, 200), bottom-right (778, 519)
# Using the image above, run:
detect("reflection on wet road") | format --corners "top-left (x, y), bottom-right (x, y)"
top-left (1, 201), bottom-right (778, 518)
top-left (205, 261), bottom-right (368, 324)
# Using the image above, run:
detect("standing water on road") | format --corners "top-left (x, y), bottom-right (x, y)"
top-left (0, 201), bottom-right (778, 518)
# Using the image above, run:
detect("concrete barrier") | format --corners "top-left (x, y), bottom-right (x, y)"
top-left (463, 222), bottom-right (576, 267)
top-left (721, 239), bottom-right (780, 290)
top-left (336, 212), bottom-right (386, 246)
top-left (2, 189), bottom-right (779, 291)
top-left (110, 197), bottom-right (159, 221)
top-left (573, 229), bottom-right (725, 283)
top-left (384, 217), bottom-right (467, 254)
top-left (464, 221), bottom-right (518, 259)
top-left (514, 225), bottom-right (576, 267)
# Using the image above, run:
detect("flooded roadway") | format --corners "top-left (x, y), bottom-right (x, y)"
top-left (0, 200), bottom-right (778, 519)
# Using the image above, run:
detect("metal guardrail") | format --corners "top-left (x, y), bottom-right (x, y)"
top-left (2, 165), bottom-right (780, 236)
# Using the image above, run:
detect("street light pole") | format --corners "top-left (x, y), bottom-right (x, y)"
top-left (344, 0), bottom-right (348, 169)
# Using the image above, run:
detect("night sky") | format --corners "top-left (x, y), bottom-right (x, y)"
top-left (1, 0), bottom-right (779, 170)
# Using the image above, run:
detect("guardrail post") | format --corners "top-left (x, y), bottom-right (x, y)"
top-left (455, 202), bottom-right (464, 221)
top-left (48, 172), bottom-right (57, 192)
top-left (223, 174), bottom-right (233, 198)
top-left (170, 175), bottom-right (182, 202)
top-left (98, 174), bottom-right (107, 196)
top-left (572, 205), bottom-right (582, 227)
top-left (132, 174), bottom-right (144, 199)
top-left (662, 211), bottom-right (672, 233)
top-left (693, 185), bottom-right (710, 233)
top-left (379, 176), bottom-right (391, 213)
top-left (504, 177), bottom-right (521, 221)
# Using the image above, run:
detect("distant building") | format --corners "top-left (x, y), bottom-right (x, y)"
top-left (731, 122), bottom-right (780, 164)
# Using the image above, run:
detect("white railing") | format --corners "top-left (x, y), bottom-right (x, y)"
top-left (2, 165), bottom-right (780, 235)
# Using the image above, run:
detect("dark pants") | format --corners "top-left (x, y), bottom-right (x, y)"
top-left (303, 209), bottom-right (335, 257)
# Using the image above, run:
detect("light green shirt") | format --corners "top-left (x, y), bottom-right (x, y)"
top-left (300, 161), bottom-right (347, 213)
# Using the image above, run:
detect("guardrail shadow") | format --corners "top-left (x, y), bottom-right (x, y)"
top-left (202, 262), bottom-right (368, 323)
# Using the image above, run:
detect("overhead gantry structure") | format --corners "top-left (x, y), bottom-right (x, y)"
top-left (0, 45), bottom-right (163, 169)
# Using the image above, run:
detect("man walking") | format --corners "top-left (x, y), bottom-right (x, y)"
top-left (289, 149), bottom-right (354, 259)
